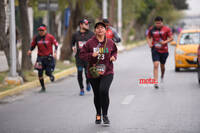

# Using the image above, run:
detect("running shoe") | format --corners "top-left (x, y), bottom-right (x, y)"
top-left (86, 84), bottom-right (91, 92)
top-left (103, 115), bottom-right (110, 125)
top-left (50, 75), bottom-right (55, 82)
top-left (39, 87), bottom-right (46, 93)
top-left (95, 115), bottom-right (101, 124)
top-left (79, 90), bottom-right (84, 96)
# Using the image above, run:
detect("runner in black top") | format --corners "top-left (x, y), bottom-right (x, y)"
top-left (72, 19), bottom-right (94, 96)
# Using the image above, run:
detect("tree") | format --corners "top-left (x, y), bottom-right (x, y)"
top-left (60, 0), bottom-right (100, 61)
top-left (122, 0), bottom-right (147, 42)
top-left (122, 0), bottom-right (184, 42)
top-left (49, 11), bottom-right (58, 40)
top-left (18, 0), bottom-right (32, 70)
top-left (108, 0), bottom-right (116, 25)
top-left (0, 0), bottom-right (6, 50)
top-left (60, 0), bottom-right (84, 61)
top-left (171, 0), bottom-right (188, 10)
top-left (0, 0), bottom-right (10, 66)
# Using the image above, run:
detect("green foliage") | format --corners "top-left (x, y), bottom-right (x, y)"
top-left (147, 0), bottom-right (184, 25)
top-left (123, 0), bottom-right (145, 24)
top-left (29, 0), bottom-right (100, 21)
top-left (29, 0), bottom-right (46, 18)
top-left (123, 0), bottom-right (184, 26)
top-left (28, 0), bottom-right (184, 42)
top-left (122, 0), bottom-right (185, 42)
top-left (29, 0), bottom-right (69, 18)
top-left (57, 0), bottom-right (69, 12)
top-left (83, 0), bottom-right (101, 18)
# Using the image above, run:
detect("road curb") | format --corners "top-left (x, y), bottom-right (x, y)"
top-left (0, 67), bottom-right (76, 99)
top-left (0, 40), bottom-right (146, 100)
top-left (125, 40), bottom-right (146, 51)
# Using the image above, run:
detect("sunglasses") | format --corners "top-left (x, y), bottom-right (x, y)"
top-left (155, 22), bottom-right (162, 25)
top-left (39, 30), bottom-right (44, 32)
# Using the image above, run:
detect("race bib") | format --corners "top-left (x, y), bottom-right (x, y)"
top-left (96, 64), bottom-right (106, 75)
top-left (93, 47), bottom-right (100, 53)
top-left (34, 61), bottom-right (42, 70)
top-left (154, 43), bottom-right (162, 49)
top-left (78, 41), bottom-right (86, 48)
top-left (97, 54), bottom-right (105, 60)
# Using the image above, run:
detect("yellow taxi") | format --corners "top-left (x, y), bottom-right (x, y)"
top-left (171, 29), bottom-right (199, 71)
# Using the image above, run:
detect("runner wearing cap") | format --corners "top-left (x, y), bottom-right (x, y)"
top-left (102, 19), bottom-right (121, 43)
top-left (80, 22), bottom-right (118, 125)
top-left (27, 24), bottom-right (58, 92)
top-left (72, 19), bottom-right (94, 96)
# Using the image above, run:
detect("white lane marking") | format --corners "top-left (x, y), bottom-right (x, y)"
top-left (121, 95), bottom-right (135, 105)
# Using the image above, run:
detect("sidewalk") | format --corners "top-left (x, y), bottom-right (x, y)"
top-left (0, 41), bottom-right (146, 99)
top-left (0, 51), bottom-right (9, 72)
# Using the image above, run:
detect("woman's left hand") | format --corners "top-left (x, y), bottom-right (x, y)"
top-left (160, 41), bottom-right (166, 45)
top-left (110, 56), bottom-right (116, 62)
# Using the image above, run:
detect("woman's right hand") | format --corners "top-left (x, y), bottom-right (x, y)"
top-left (27, 50), bottom-right (32, 56)
top-left (148, 43), bottom-right (153, 48)
top-left (92, 52), bottom-right (98, 57)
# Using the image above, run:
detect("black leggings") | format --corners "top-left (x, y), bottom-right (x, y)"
top-left (77, 65), bottom-right (89, 90)
top-left (89, 74), bottom-right (113, 116)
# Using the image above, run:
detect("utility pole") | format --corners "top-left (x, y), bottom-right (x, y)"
top-left (5, 0), bottom-right (23, 85)
top-left (9, 0), bottom-right (17, 77)
top-left (47, 0), bottom-right (50, 33)
top-left (118, 0), bottom-right (122, 39)
top-left (117, 0), bottom-right (124, 50)
top-left (103, 0), bottom-right (108, 19)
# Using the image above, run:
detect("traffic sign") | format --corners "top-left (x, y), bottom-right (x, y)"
top-left (38, 0), bottom-right (58, 11)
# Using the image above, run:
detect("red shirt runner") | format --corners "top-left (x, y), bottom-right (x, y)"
top-left (31, 33), bottom-right (58, 56)
top-left (106, 28), bottom-right (114, 39)
top-left (147, 26), bottom-right (173, 53)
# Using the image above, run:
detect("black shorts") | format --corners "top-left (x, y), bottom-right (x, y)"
top-left (151, 48), bottom-right (169, 64)
top-left (35, 56), bottom-right (55, 73)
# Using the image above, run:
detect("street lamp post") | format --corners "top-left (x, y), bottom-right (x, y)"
top-left (4, 0), bottom-right (23, 85)
top-left (117, 0), bottom-right (124, 50)
top-left (118, 0), bottom-right (122, 38)
top-left (47, 0), bottom-right (50, 32)
top-left (9, 0), bottom-right (17, 77)
top-left (103, 0), bottom-right (108, 19)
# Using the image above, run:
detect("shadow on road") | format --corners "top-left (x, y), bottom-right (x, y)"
top-left (175, 68), bottom-right (197, 73)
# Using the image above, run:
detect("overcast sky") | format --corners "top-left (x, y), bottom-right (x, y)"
top-left (185, 0), bottom-right (200, 16)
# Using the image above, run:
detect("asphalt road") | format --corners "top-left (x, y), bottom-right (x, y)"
top-left (0, 44), bottom-right (200, 133)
